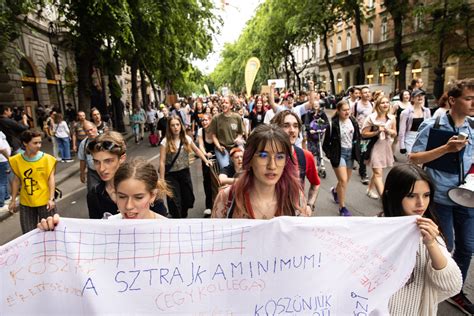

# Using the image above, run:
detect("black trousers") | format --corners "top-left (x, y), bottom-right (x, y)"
top-left (201, 162), bottom-right (213, 210)
top-left (165, 168), bottom-right (195, 218)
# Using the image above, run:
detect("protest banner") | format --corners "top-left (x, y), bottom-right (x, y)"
top-left (0, 216), bottom-right (419, 315)
top-left (268, 79), bottom-right (286, 89)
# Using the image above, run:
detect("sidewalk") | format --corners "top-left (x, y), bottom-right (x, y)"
top-left (0, 125), bottom-right (133, 222)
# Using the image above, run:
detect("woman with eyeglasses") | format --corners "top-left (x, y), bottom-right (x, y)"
top-left (86, 131), bottom-right (167, 219)
top-left (212, 124), bottom-right (310, 219)
top-left (159, 115), bottom-right (211, 218)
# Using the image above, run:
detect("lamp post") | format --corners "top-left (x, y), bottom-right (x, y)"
top-left (48, 21), bottom-right (66, 114)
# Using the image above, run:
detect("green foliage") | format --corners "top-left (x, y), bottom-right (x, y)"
top-left (0, 0), bottom-right (39, 69)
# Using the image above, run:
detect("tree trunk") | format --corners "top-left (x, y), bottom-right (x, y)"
top-left (354, 7), bottom-right (365, 84)
top-left (108, 74), bottom-right (126, 132)
top-left (76, 52), bottom-right (92, 114)
top-left (386, 0), bottom-right (410, 90)
top-left (288, 51), bottom-right (302, 92)
top-left (323, 32), bottom-right (336, 94)
top-left (139, 65), bottom-right (148, 107)
top-left (143, 67), bottom-right (159, 104)
top-left (130, 55), bottom-right (139, 108)
top-left (284, 57), bottom-right (291, 89)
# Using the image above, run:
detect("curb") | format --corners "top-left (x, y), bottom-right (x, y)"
top-left (0, 132), bottom-right (134, 222)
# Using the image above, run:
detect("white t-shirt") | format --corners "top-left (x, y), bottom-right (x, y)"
top-left (339, 119), bottom-right (354, 149)
top-left (352, 101), bottom-right (373, 130)
top-left (0, 131), bottom-right (11, 163)
top-left (146, 109), bottom-right (158, 123)
top-left (55, 121), bottom-right (70, 138)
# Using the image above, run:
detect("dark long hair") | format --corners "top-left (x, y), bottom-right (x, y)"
top-left (382, 164), bottom-right (436, 220)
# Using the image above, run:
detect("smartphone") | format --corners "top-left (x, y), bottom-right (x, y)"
top-left (457, 132), bottom-right (468, 141)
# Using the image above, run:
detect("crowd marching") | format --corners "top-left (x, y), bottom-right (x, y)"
top-left (1, 77), bottom-right (473, 314)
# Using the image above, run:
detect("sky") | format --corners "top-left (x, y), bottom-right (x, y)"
top-left (194, 0), bottom-right (262, 75)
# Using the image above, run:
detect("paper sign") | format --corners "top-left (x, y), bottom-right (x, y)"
top-left (268, 79), bottom-right (286, 89)
top-left (245, 57), bottom-right (261, 97)
top-left (0, 217), bottom-right (419, 315)
top-left (260, 85), bottom-right (270, 95)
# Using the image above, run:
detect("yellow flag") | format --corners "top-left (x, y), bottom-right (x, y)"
top-left (245, 57), bottom-right (261, 97)
top-left (203, 84), bottom-right (210, 96)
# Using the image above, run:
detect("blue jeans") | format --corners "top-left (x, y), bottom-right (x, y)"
top-left (215, 148), bottom-right (230, 170)
top-left (56, 137), bottom-right (71, 160)
top-left (434, 202), bottom-right (474, 283)
top-left (0, 161), bottom-right (8, 207)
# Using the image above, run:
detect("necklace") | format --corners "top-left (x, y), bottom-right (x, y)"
top-left (245, 191), bottom-right (276, 219)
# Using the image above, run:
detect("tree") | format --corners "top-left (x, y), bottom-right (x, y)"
top-left (289, 0), bottom-right (343, 94)
top-left (340, 0), bottom-right (366, 85)
top-left (0, 0), bottom-right (40, 69)
top-left (385, 0), bottom-right (410, 91)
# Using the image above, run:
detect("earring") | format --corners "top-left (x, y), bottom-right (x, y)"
top-left (150, 202), bottom-right (155, 208)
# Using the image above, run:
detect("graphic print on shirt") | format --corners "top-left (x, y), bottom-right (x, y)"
top-left (23, 168), bottom-right (39, 195)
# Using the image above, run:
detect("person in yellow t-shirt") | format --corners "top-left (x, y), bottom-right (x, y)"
top-left (8, 130), bottom-right (56, 233)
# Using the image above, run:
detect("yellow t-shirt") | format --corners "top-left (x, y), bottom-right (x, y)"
top-left (9, 152), bottom-right (56, 207)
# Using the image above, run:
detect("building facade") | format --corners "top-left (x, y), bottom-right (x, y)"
top-left (0, 6), bottom-right (77, 127)
top-left (292, 0), bottom-right (474, 96)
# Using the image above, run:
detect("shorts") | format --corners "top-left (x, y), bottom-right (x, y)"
top-left (338, 147), bottom-right (354, 168)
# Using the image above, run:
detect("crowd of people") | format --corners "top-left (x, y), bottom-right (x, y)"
top-left (0, 77), bottom-right (472, 314)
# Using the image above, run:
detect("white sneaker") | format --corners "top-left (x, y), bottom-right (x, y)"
top-left (366, 189), bottom-right (379, 200)
top-left (0, 204), bottom-right (9, 212)
top-left (4, 197), bottom-right (12, 205)
top-left (203, 209), bottom-right (212, 216)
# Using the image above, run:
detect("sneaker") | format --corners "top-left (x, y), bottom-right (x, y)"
top-left (62, 159), bottom-right (74, 163)
top-left (203, 209), bottom-right (212, 216)
top-left (366, 189), bottom-right (379, 200)
top-left (330, 187), bottom-right (339, 204)
top-left (360, 176), bottom-right (369, 185)
top-left (447, 291), bottom-right (474, 315)
top-left (0, 204), bottom-right (8, 212)
top-left (4, 197), bottom-right (12, 205)
top-left (339, 207), bottom-right (352, 216)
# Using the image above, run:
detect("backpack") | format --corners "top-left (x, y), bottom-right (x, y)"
top-left (294, 145), bottom-right (306, 186)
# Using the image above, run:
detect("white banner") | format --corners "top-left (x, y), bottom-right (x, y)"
top-left (268, 79), bottom-right (286, 89)
top-left (0, 217), bottom-right (419, 315)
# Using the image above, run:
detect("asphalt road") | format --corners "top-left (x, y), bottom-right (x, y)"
top-left (0, 134), bottom-right (471, 315)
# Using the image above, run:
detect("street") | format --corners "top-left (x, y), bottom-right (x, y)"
top-left (0, 133), bottom-right (471, 315)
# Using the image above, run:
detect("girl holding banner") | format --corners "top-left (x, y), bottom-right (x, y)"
top-left (212, 124), bottom-right (310, 219)
top-left (382, 164), bottom-right (462, 315)
top-left (37, 159), bottom-right (172, 229)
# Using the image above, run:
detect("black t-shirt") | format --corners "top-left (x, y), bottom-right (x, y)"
top-left (0, 117), bottom-right (28, 152)
top-left (87, 181), bottom-right (167, 219)
top-left (157, 117), bottom-right (168, 137)
top-left (220, 164), bottom-right (236, 178)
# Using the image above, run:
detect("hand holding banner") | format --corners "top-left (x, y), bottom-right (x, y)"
top-left (0, 217), bottom-right (420, 315)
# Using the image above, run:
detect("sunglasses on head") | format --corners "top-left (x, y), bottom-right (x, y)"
top-left (87, 140), bottom-right (119, 152)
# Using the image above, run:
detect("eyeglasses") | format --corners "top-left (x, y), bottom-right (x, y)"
top-left (253, 151), bottom-right (287, 167)
top-left (87, 140), bottom-right (119, 152)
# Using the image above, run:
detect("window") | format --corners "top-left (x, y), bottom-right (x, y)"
top-left (367, 24), bottom-right (374, 44)
top-left (412, 60), bottom-right (422, 79)
top-left (366, 68), bottom-right (374, 84)
top-left (381, 18), bottom-right (388, 41)
top-left (337, 36), bottom-right (342, 54)
top-left (329, 39), bottom-right (333, 57)
top-left (346, 32), bottom-right (352, 52)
